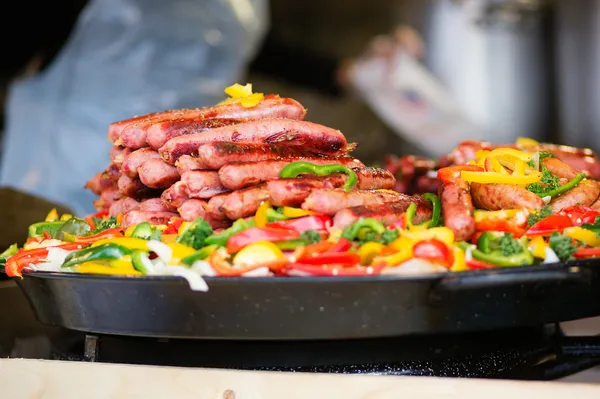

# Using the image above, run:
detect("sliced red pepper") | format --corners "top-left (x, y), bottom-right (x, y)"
top-left (297, 252), bottom-right (360, 266)
top-left (267, 215), bottom-right (332, 234)
top-left (329, 238), bottom-right (353, 253)
top-left (389, 218), bottom-right (406, 230)
top-left (466, 259), bottom-right (496, 270)
top-left (412, 239), bottom-right (454, 267)
top-left (573, 247), bottom-right (600, 259)
top-left (470, 232), bottom-right (483, 245)
top-left (475, 219), bottom-right (526, 238)
top-left (73, 228), bottom-right (125, 244)
top-left (526, 214), bottom-right (573, 237)
top-left (5, 243), bottom-right (87, 277)
top-left (285, 263), bottom-right (386, 276)
top-left (437, 165), bottom-right (484, 184)
top-left (558, 206), bottom-right (600, 226)
top-left (163, 218), bottom-right (183, 235)
top-left (227, 227), bottom-right (300, 253)
top-left (208, 249), bottom-right (283, 276)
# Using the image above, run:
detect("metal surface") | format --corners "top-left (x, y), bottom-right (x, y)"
top-left (12, 259), bottom-right (600, 340)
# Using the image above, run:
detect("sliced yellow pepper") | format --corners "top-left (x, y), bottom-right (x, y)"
top-left (327, 228), bottom-right (343, 243)
top-left (474, 150), bottom-right (491, 162)
top-left (375, 245), bottom-right (413, 266)
top-left (528, 236), bottom-right (547, 259)
top-left (232, 241), bottom-right (284, 266)
top-left (516, 137), bottom-right (540, 148)
top-left (167, 242), bottom-right (196, 263)
top-left (513, 159), bottom-right (527, 176)
top-left (282, 207), bottom-right (316, 218)
top-left (92, 237), bottom-right (150, 251)
top-left (109, 255), bottom-right (134, 270)
top-left (161, 234), bottom-right (178, 243)
top-left (178, 222), bottom-right (192, 236)
top-left (487, 148), bottom-right (533, 162)
top-left (473, 209), bottom-right (522, 223)
top-left (60, 214), bottom-right (73, 221)
top-left (398, 226), bottom-right (455, 246)
top-left (240, 92), bottom-right (264, 108)
top-left (224, 83), bottom-right (253, 98)
top-left (255, 201), bottom-right (271, 228)
top-left (490, 156), bottom-right (510, 175)
top-left (564, 227), bottom-right (600, 247)
top-left (45, 208), bottom-right (59, 222)
top-left (357, 242), bottom-right (386, 266)
top-left (449, 246), bottom-right (467, 272)
top-left (220, 83), bottom-right (264, 108)
top-left (76, 262), bottom-right (141, 276)
top-left (460, 171), bottom-right (542, 185)
top-left (124, 225), bottom-right (137, 237)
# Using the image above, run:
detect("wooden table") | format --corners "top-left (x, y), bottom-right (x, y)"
top-left (1, 358), bottom-right (600, 399)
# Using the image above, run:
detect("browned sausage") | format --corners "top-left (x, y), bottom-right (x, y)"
top-left (117, 174), bottom-right (159, 200)
top-left (301, 189), bottom-right (403, 216)
top-left (206, 193), bottom-right (230, 221)
top-left (138, 159), bottom-right (180, 189)
top-left (221, 185), bottom-right (270, 220)
top-left (121, 210), bottom-right (179, 228)
top-left (333, 200), bottom-right (432, 229)
top-left (108, 197), bottom-right (140, 217)
top-left (139, 198), bottom-right (172, 213)
top-left (470, 183), bottom-right (544, 211)
top-left (550, 181), bottom-right (600, 212)
top-left (161, 181), bottom-right (190, 209)
top-left (178, 199), bottom-right (209, 222)
top-left (181, 170), bottom-right (229, 199)
top-left (159, 119), bottom-right (349, 164)
top-left (440, 180), bottom-right (476, 242)
top-left (121, 148), bottom-right (161, 178)
top-left (146, 118), bottom-right (244, 150)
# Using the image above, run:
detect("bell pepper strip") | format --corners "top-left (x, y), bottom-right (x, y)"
top-left (233, 241), bottom-right (286, 266)
top-left (466, 259), bottom-right (497, 270)
top-left (516, 137), bottom-right (540, 148)
top-left (109, 254), bottom-right (135, 270)
top-left (528, 236), bottom-right (548, 259)
top-left (180, 244), bottom-right (218, 266)
top-left (341, 218), bottom-right (385, 241)
top-left (130, 222), bottom-right (160, 240)
top-left (536, 173), bottom-right (585, 198)
top-left (526, 214), bottom-right (573, 237)
top-left (255, 201), bottom-right (272, 228)
top-left (91, 237), bottom-right (150, 251)
top-left (275, 239), bottom-right (308, 251)
top-left (279, 161), bottom-right (358, 192)
top-left (460, 170), bottom-right (542, 185)
top-left (5, 243), bottom-right (86, 277)
top-left (572, 247), bottom-right (600, 259)
top-left (469, 243), bottom-right (534, 267)
top-left (474, 216), bottom-right (527, 238)
top-left (290, 240), bottom-right (335, 261)
top-left (75, 262), bottom-right (142, 276)
top-left (449, 246), bottom-right (467, 272)
top-left (62, 243), bottom-right (132, 269)
top-left (55, 218), bottom-right (91, 240)
top-left (282, 207), bottom-right (316, 218)
top-left (558, 206), bottom-right (599, 226)
top-left (563, 226), bottom-right (600, 247)
top-left (375, 237), bottom-right (414, 266)
top-left (437, 165), bottom-right (484, 183)
top-left (205, 218), bottom-right (255, 247)
top-left (412, 239), bottom-right (454, 267)
top-left (163, 218), bottom-right (183, 235)
top-left (421, 193), bottom-right (441, 228)
top-left (357, 242), bottom-right (386, 265)
top-left (28, 221), bottom-right (66, 239)
top-left (268, 215), bottom-right (332, 234)
top-left (266, 208), bottom-right (288, 221)
top-left (69, 227), bottom-right (124, 245)
top-left (209, 248), bottom-right (278, 276)
top-left (296, 251), bottom-right (360, 266)
top-left (0, 244), bottom-right (19, 262)
top-left (398, 226), bottom-right (455, 247)
top-left (227, 227), bottom-right (300, 254)
top-left (45, 208), bottom-right (59, 222)
top-left (328, 238), bottom-right (353, 253)
top-left (285, 263), bottom-right (385, 277)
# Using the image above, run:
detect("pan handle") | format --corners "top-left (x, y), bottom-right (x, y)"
top-left (436, 267), bottom-right (591, 292)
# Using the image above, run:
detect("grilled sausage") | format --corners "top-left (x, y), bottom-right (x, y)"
top-left (333, 200), bottom-right (432, 229)
top-left (109, 145), bottom-right (129, 166)
top-left (121, 210), bottom-right (179, 228)
top-left (108, 197), bottom-right (140, 217)
top-left (470, 182), bottom-right (544, 211)
top-left (93, 187), bottom-right (121, 210)
top-left (113, 96), bottom-right (307, 149)
top-left (161, 181), bottom-right (190, 209)
top-left (159, 119), bottom-right (349, 164)
top-left (138, 159), bottom-right (180, 189)
top-left (206, 193), bottom-right (230, 221)
top-left (440, 180), bottom-right (476, 242)
top-left (139, 198), bottom-right (172, 213)
top-left (178, 199), bottom-right (209, 222)
top-left (301, 189), bottom-right (403, 215)
top-left (217, 157), bottom-right (365, 191)
top-left (221, 185), bottom-right (270, 220)
top-left (117, 174), bottom-right (159, 199)
top-left (121, 148), bottom-right (161, 178)
top-left (85, 170), bottom-right (118, 196)
top-left (550, 181), bottom-right (600, 212)
top-left (146, 118), bottom-right (244, 150)
top-left (181, 170), bottom-right (229, 199)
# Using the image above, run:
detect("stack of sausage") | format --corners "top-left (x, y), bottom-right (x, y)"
top-left (85, 93), bottom-right (432, 229)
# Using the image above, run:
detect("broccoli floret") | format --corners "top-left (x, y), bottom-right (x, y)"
top-left (91, 216), bottom-right (117, 234)
top-left (527, 205), bottom-right (553, 227)
top-left (176, 218), bottom-right (214, 250)
top-left (360, 228), bottom-right (399, 245)
top-left (549, 232), bottom-right (578, 261)
top-left (300, 230), bottom-right (322, 244)
top-left (497, 233), bottom-right (523, 257)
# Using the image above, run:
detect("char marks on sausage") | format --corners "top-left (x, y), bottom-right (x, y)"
top-left (122, 148), bottom-right (161, 178)
top-left (439, 180), bottom-right (476, 242)
top-left (138, 158), bottom-right (180, 189)
top-left (161, 181), bottom-right (190, 209)
top-left (121, 210), bottom-right (179, 228)
top-left (470, 182), bottom-right (544, 211)
top-left (333, 200), bottom-right (432, 229)
top-left (301, 189), bottom-right (403, 215)
top-left (221, 185), bottom-right (270, 220)
top-left (181, 170), bottom-right (229, 199)
top-left (108, 197), bottom-right (140, 217)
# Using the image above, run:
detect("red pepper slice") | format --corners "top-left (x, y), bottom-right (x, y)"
top-left (208, 249), bottom-right (285, 276)
top-left (163, 218), bottom-right (183, 235)
top-left (558, 206), bottom-right (599, 226)
top-left (5, 243), bottom-right (87, 277)
top-left (475, 219), bottom-right (526, 238)
top-left (72, 227), bottom-right (125, 244)
top-left (285, 263), bottom-right (386, 276)
top-left (227, 227), bottom-right (300, 253)
top-left (329, 238), bottom-right (353, 253)
top-left (267, 215), bottom-right (332, 234)
top-left (466, 259), bottom-right (496, 270)
top-left (412, 239), bottom-right (454, 267)
top-left (526, 214), bottom-right (573, 237)
top-left (389, 218), bottom-right (406, 230)
top-left (573, 247), bottom-right (600, 259)
top-left (437, 165), bottom-right (484, 184)
top-left (297, 252), bottom-right (360, 266)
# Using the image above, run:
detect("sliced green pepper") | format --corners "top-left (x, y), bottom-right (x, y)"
top-left (342, 218), bottom-right (385, 241)
top-left (56, 218), bottom-right (91, 241)
top-left (62, 243), bottom-right (132, 268)
top-left (275, 239), bottom-right (308, 251)
top-left (477, 231), bottom-right (497, 254)
top-left (0, 244), bottom-right (18, 264)
top-left (131, 250), bottom-right (151, 274)
top-left (266, 208), bottom-right (288, 222)
top-left (538, 173), bottom-right (586, 198)
top-left (422, 193), bottom-right (441, 228)
top-left (181, 244), bottom-right (219, 266)
top-left (279, 161), bottom-right (358, 192)
top-left (131, 222), bottom-right (156, 240)
top-left (28, 221), bottom-right (65, 238)
top-left (204, 219), bottom-right (255, 247)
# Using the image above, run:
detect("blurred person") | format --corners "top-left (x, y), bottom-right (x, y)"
top-left (0, 0), bottom-right (268, 216)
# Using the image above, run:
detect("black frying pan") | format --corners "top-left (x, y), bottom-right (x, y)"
top-left (10, 258), bottom-right (600, 340)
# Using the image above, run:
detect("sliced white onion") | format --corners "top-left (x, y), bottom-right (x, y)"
top-left (138, 252), bottom-right (156, 274)
top-left (191, 260), bottom-right (217, 277)
top-left (46, 247), bottom-right (72, 263)
top-left (531, 152), bottom-right (540, 171)
top-left (543, 247), bottom-right (560, 264)
top-left (147, 240), bottom-right (172, 264)
top-left (242, 267), bottom-right (271, 277)
top-left (286, 269), bottom-right (313, 277)
top-left (465, 246), bottom-right (473, 262)
top-left (148, 265), bottom-right (209, 292)
top-left (426, 170), bottom-right (439, 179)
top-left (542, 196), bottom-right (551, 205)
top-left (29, 261), bottom-right (64, 273)
top-left (382, 258), bottom-right (445, 275)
